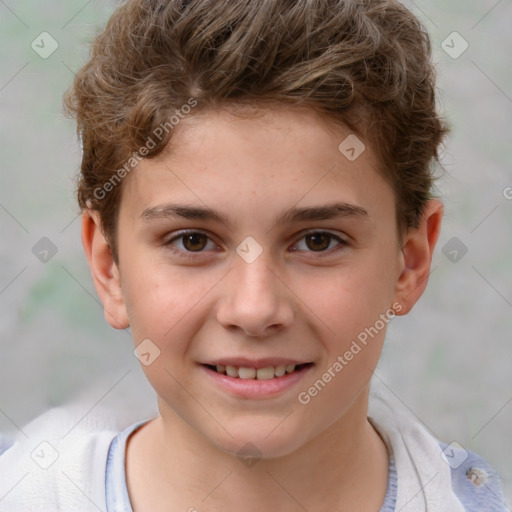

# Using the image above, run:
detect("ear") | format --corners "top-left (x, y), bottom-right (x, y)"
top-left (392, 199), bottom-right (443, 315)
top-left (81, 210), bottom-right (129, 329)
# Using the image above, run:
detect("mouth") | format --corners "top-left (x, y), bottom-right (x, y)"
top-left (200, 359), bottom-right (314, 399)
top-left (202, 362), bottom-right (314, 380)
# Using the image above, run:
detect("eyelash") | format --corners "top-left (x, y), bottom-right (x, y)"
top-left (163, 229), bottom-right (348, 259)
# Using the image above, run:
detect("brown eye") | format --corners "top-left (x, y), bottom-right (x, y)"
top-left (165, 231), bottom-right (217, 257)
top-left (305, 233), bottom-right (331, 251)
top-left (293, 231), bottom-right (347, 254)
top-left (182, 233), bottom-right (208, 251)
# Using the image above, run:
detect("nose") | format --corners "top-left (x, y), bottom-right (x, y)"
top-left (215, 252), bottom-right (294, 337)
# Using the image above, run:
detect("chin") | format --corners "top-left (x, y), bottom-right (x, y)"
top-left (205, 420), bottom-right (310, 461)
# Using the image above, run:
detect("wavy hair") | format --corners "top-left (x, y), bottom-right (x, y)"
top-left (64, 0), bottom-right (449, 263)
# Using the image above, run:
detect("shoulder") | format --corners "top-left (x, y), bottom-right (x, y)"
top-left (0, 405), bottom-right (140, 511)
top-left (439, 441), bottom-right (508, 512)
top-left (368, 385), bottom-right (508, 511)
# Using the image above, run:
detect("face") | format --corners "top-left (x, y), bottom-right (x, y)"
top-left (110, 106), bottom-right (406, 458)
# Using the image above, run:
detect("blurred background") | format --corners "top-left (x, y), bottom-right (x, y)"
top-left (0, 0), bottom-right (511, 504)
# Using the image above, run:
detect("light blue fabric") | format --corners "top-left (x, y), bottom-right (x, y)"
top-left (0, 435), bottom-right (15, 457)
top-left (380, 448), bottom-right (398, 512)
top-left (438, 441), bottom-right (508, 512)
top-left (104, 421), bottom-right (398, 512)
top-left (105, 420), bottom-right (149, 512)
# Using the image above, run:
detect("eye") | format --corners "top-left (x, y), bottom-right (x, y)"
top-left (292, 230), bottom-right (348, 254)
top-left (164, 229), bottom-right (348, 259)
top-left (165, 230), bottom-right (218, 257)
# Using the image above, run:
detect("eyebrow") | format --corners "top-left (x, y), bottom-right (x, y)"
top-left (140, 201), bottom-right (369, 229)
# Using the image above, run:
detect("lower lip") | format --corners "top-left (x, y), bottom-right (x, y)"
top-left (201, 364), bottom-right (313, 399)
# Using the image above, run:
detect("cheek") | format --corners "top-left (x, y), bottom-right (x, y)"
top-left (121, 256), bottom-right (218, 345)
top-left (296, 269), bottom-right (393, 413)
top-left (299, 257), bottom-right (397, 340)
top-left (120, 256), bottom-right (179, 339)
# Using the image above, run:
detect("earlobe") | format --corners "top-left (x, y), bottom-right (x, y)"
top-left (393, 200), bottom-right (443, 315)
top-left (81, 210), bottom-right (130, 329)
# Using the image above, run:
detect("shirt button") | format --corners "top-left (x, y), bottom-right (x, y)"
top-left (466, 467), bottom-right (489, 486)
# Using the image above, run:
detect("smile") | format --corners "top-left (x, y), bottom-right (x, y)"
top-left (205, 363), bottom-right (312, 380)
top-left (200, 360), bottom-right (314, 399)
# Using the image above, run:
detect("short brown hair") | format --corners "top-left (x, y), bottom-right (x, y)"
top-left (64, 0), bottom-right (449, 264)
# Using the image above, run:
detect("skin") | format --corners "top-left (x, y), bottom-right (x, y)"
top-left (82, 105), bottom-right (443, 511)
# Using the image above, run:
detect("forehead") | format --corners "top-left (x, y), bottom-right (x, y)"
top-left (119, 106), bottom-right (394, 228)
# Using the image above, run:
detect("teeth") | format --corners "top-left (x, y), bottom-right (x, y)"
top-left (238, 367), bottom-right (256, 379)
top-left (212, 364), bottom-right (304, 379)
top-left (274, 365), bottom-right (286, 377)
top-left (225, 365), bottom-right (238, 377)
top-left (256, 367), bottom-right (274, 380)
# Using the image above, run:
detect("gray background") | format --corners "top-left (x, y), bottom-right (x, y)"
top-left (1, 0), bottom-right (511, 505)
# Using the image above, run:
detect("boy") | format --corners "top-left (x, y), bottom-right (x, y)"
top-left (0, 0), bottom-right (507, 511)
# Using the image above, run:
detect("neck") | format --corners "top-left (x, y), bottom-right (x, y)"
top-left (126, 388), bottom-right (389, 512)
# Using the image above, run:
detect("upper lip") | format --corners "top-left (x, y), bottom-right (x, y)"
top-left (201, 358), bottom-right (312, 369)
